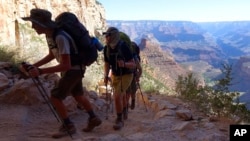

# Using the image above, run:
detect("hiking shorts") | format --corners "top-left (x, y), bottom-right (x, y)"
top-left (111, 73), bottom-right (133, 94)
top-left (51, 69), bottom-right (84, 100)
top-left (126, 77), bottom-right (137, 98)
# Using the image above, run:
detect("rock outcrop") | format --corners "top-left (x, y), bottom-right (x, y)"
top-left (0, 62), bottom-right (230, 141)
top-left (0, 0), bottom-right (106, 46)
top-left (139, 37), bottom-right (191, 90)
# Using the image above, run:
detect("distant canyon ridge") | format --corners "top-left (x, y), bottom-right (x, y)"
top-left (106, 20), bottom-right (250, 99)
top-left (1, 1), bottom-right (250, 107)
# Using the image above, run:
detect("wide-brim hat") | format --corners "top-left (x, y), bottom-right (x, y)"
top-left (21, 8), bottom-right (57, 28)
top-left (103, 27), bottom-right (119, 36)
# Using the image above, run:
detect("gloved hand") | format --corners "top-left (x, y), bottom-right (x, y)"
top-left (21, 62), bottom-right (40, 78)
top-left (28, 66), bottom-right (40, 78)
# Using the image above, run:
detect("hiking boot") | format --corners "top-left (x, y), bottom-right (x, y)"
top-left (131, 99), bottom-right (135, 110)
top-left (113, 119), bottom-right (124, 130)
top-left (82, 116), bottom-right (102, 132)
top-left (123, 110), bottom-right (128, 120)
top-left (52, 123), bottom-right (76, 138)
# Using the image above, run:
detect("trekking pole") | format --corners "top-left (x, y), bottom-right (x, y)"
top-left (109, 79), bottom-right (114, 114)
top-left (21, 62), bottom-right (61, 122)
top-left (32, 78), bottom-right (73, 139)
top-left (105, 77), bottom-right (114, 119)
top-left (105, 81), bottom-right (110, 120)
top-left (107, 78), bottom-right (114, 114)
top-left (136, 82), bottom-right (147, 112)
top-left (21, 62), bottom-right (73, 138)
top-left (31, 77), bottom-right (61, 122)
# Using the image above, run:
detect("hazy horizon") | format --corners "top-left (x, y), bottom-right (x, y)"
top-left (106, 19), bottom-right (250, 23)
top-left (98, 0), bottom-right (250, 22)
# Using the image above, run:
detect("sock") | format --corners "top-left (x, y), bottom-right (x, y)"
top-left (63, 118), bottom-right (72, 125)
top-left (87, 110), bottom-right (96, 119)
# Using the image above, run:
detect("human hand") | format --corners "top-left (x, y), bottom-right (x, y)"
top-left (21, 62), bottom-right (40, 78)
top-left (117, 59), bottom-right (125, 68)
top-left (28, 66), bottom-right (40, 78)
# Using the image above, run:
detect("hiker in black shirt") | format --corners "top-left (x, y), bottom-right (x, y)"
top-left (103, 27), bottom-right (136, 130)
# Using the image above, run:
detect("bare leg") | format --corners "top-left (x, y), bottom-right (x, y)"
top-left (114, 92), bottom-right (123, 113)
top-left (73, 95), bottom-right (93, 111)
top-left (51, 96), bottom-right (68, 119)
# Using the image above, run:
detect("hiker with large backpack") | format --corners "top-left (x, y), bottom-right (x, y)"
top-left (21, 8), bottom-right (102, 138)
top-left (103, 27), bottom-right (136, 130)
top-left (118, 31), bottom-right (135, 118)
top-left (126, 41), bottom-right (142, 110)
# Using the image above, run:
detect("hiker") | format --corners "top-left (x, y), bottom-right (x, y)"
top-left (20, 8), bottom-right (102, 138)
top-left (103, 27), bottom-right (136, 130)
top-left (117, 31), bottom-right (134, 119)
top-left (126, 41), bottom-right (142, 110)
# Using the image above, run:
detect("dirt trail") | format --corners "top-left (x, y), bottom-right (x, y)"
top-left (0, 94), bottom-right (230, 141)
top-left (0, 101), bottom-right (156, 141)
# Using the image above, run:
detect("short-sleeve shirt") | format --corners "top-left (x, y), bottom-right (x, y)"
top-left (46, 34), bottom-right (70, 63)
top-left (104, 40), bottom-right (133, 76)
top-left (46, 31), bottom-right (85, 70)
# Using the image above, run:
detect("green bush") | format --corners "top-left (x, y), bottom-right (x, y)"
top-left (0, 45), bottom-right (17, 63)
top-left (140, 65), bottom-right (170, 94)
top-left (0, 45), bottom-right (26, 74)
top-left (175, 63), bottom-right (250, 122)
top-left (175, 73), bottom-right (201, 101)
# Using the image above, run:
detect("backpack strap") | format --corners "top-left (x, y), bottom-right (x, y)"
top-left (53, 30), bottom-right (78, 54)
top-left (53, 30), bottom-right (85, 77)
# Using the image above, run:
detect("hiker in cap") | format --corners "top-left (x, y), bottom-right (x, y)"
top-left (21, 8), bottom-right (101, 138)
top-left (103, 27), bottom-right (136, 130)
top-left (126, 41), bottom-right (142, 110)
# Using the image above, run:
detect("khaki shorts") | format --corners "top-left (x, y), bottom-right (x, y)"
top-left (111, 73), bottom-right (133, 94)
top-left (51, 70), bottom-right (84, 100)
top-left (126, 76), bottom-right (137, 97)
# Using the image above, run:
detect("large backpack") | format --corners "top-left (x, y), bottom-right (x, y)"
top-left (131, 41), bottom-right (141, 62)
top-left (106, 31), bottom-right (138, 73)
top-left (118, 32), bottom-right (141, 74)
top-left (54, 12), bottom-right (103, 66)
top-left (119, 31), bottom-right (134, 55)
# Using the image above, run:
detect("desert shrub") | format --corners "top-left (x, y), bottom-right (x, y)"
top-left (175, 73), bottom-right (202, 101)
top-left (0, 45), bottom-right (27, 74)
top-left (175, 63), bottom-right (250, 122)
top-left (0, 45), bottom-right (17, 63)
top-left (140, 65), bottom-right (169, 94)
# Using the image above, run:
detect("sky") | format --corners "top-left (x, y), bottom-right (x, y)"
top-left (97, 0), bottom-right (250, 22)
